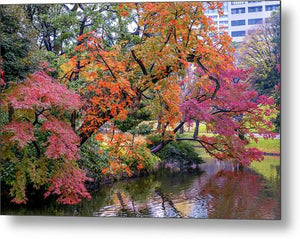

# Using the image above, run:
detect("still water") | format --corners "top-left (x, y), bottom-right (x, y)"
top-left (1, 157), bottom-right (280, 219)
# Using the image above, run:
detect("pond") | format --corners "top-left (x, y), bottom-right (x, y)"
top-left (1, 156), bottom-right (280, 219)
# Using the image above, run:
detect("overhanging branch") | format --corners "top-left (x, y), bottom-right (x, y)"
top-left (131, 50), bottom-right (148, 75)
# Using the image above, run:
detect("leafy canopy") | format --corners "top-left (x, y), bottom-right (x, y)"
top-left (0, 2), bottom-right (278, 205)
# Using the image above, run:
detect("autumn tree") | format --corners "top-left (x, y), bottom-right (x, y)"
top-left (237, 10), bottom-right (280, 130)
top-left (237, 10), bottom-right (280, 97)
top-left (1, 2), bottom-right (278, 204)
top-left (62, 2), bottom-right (276, 170)
top-left (1, 71), bottom-right (91, 204)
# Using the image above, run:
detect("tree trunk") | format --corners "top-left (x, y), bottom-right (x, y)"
top-left (179, 121), bottom-right (184, 134)
top-left (150, 121), bottom-right (185, 153)
top-left (8, 103), bottom-right (14, 122)
top-left (193, 120), bottom-right (200, 138)
top-left (157, 115), bottom-right (161, 131)
top-left (71, 110), bottom-right (76, 130)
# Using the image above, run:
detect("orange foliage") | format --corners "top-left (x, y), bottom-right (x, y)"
top-left (100, 131), bottom-right (151, 177)
top-left (60, 2), bottom-right (239, 176)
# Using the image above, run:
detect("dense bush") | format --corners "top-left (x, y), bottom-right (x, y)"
top-left (115, 105), bottom-right (151, 132)
top-left (129, 123), bottom-right (152, 135)
top-left (78, 139), bottom-right (109, 181)
top-left (147, 134), bottom-right (203, 168)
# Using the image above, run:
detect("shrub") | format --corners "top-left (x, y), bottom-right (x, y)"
top-left (147, 134), bottom-right (203, 168)
top-left (130, 123), bottom-right (152, 135)
top-left (78, 139), bottom-right (109, 181)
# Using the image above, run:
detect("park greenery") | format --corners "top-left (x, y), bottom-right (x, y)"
top-left (0, 3), bottom-right (280, 205)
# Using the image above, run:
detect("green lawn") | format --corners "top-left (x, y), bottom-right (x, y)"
top-left (176, 131), bottom-right (212, 158)
top-left (145, 120), bottom-right (280, 156)
top-left (176, 131), bottom-right (280, 159)
top-left (176, 127), bottom-right (280, 182)
top-left (250, 156), bottom-right (280, 182)
top-left (247, 138), bottom-right (280, 154)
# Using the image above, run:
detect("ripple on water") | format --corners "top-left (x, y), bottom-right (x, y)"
top-left (2, 157), bottom-right (280, 219)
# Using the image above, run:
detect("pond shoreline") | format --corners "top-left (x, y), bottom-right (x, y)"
top-left (85, 150), bottom-right (280, 191)
top-left (85, 161), bottom-right (205, 191)
top-left (1, 156), bottom-right (280, 219)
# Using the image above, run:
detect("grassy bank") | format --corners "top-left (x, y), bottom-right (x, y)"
top-left (247, 138), bottom-right (280, 154)
top-left (250, 156), bottom-right (280, 181)
top-left (177, 131), bottom-right (280, 158)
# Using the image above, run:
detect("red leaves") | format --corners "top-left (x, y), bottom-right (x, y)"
top-left (257, 95), bottom-right (275, 106)
top-left (276, 63), bottom-right (281, 73)
top-left (0, 66), bottom-right (5, 87)
top-left (180, 66), bottom-right (277, 166)
top-left (42, 118), bottom-right (81, 161)
top-left (1, 71), bottom-right (91, 205)
top-left (4, 71), bottom-right (82, 111)
top-left (44, 162), bottom-right (92, 204)
top-left (4, 121), bottom-right (35, 148)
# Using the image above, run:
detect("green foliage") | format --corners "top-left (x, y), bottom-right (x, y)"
top-left (250, 156), bottom-right (280, 182)
top-left (115, 106), bottom-right (151, 132)
top-left (237, 10), bottom-right (280, 97)
top-left (0, 110), bottom-right (9, 128)
top-left (129, 123), bottom-right (152, 135)
top-left (157, 141), bottom-right (203, 168)
top-left (132, 146), bottom-right (160, 172)
top-left (115, 115), bottom-right (140, 132)
top-left (146, 134), bottom-right (162, 147)
top-left (147, 134), bottom-right (203, 168)
top-left (0, 142), bottom-right (50, 203)
top-left (0, 5), bottom-right (39, 84)
top-left (247, 138), bottom-right (280, 154)
top-left (78, 139), bottom-right (109, 181)
top-left (1, 158), bottom-right (17, 184)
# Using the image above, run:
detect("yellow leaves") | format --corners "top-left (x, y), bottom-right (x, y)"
top-left (59, 56), bottom-right (77, 77)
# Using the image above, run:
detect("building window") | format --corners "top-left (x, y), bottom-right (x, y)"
top-left (248, 1), bottom-right (257, 3)
top-left (231, 2), bottom-right (245, 5)
top-left (210, 15), bottom-right (218, 19)
top-left (265, 4), bottom-right (280, 11)
top-left (231, 31), bottom-right (246, 37)
top-left (248, 18), bottom-right (263, 25)
top-left (248, 6), bottom-right (262, 13)
top-left (231, 20), bottom-right (246, 26)
top-left (219, 20), bottom-right (229, 25)
top-left (231, 8), bottom-right (246, 14)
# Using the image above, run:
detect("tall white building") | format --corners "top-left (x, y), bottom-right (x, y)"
top-left (228, 1), bottom-right (280, 42)
top-left (205, 1), bottom-right (280, 42)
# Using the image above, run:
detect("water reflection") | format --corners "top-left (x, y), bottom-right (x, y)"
top-left (1, 157), bottom-right (280, 219)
